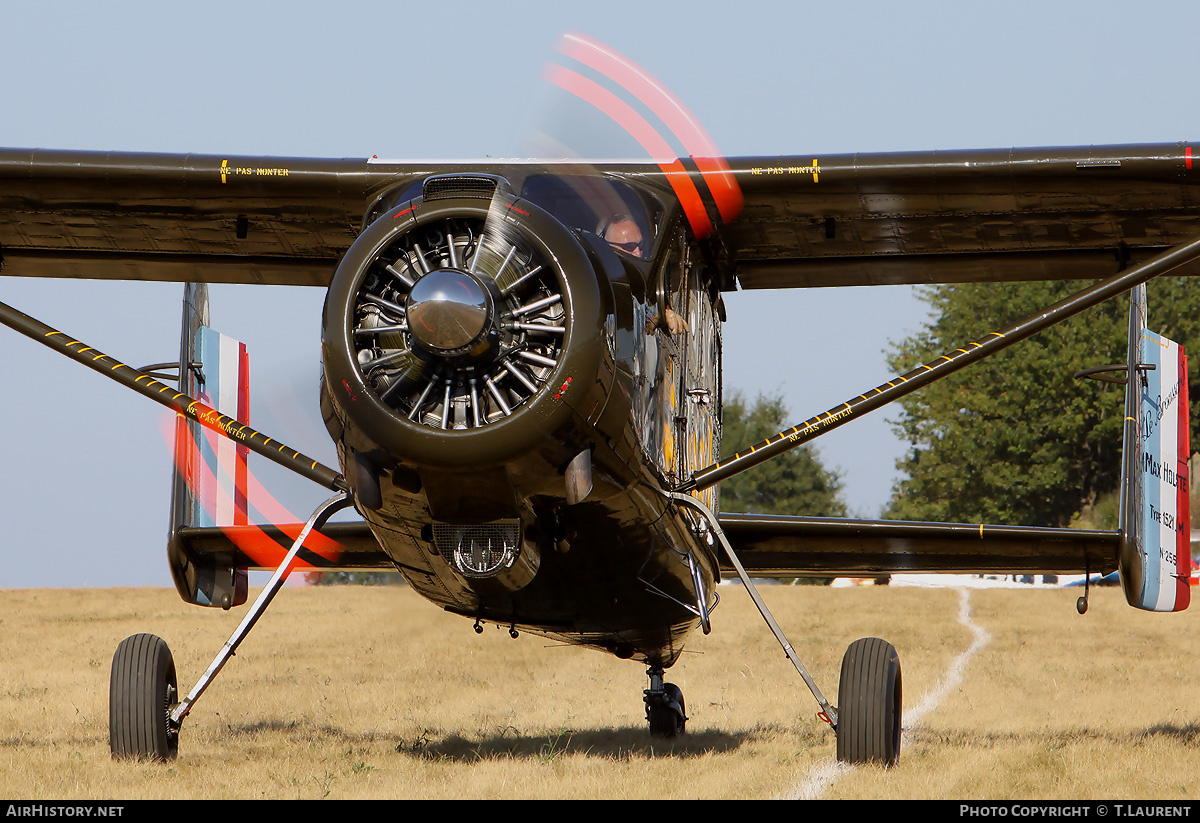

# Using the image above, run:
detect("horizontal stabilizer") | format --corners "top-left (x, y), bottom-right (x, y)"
top-left (175, 522), bottom-right (391, 571)
top-left (178, 513), bottom-right (1117, 578)
top-left (717, 514), bottom-right (1119, 577)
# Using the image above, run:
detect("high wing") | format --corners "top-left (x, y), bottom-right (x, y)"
top-left (0, 149), bottom-right (367, 285)
top-left (3, 143), bottom-right (1199, 289)
top-left (726, 143), bottom-right (1200, 288)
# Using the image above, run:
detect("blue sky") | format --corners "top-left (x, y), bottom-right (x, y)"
top-left (1, 0), bottom-right (1197, 586)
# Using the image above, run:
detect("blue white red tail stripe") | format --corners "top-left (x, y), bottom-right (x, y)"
top-left (1134, 330), bottom-right (1190, 611)
top-left (193, 327), bottom-right (249, 528)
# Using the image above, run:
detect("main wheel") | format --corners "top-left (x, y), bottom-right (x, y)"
top-left (835, 637), bottom-right (901, 766)
top-left (647, 682), bottom-right (687, 738)
top-left (110, 633), bottom-right (179, 761)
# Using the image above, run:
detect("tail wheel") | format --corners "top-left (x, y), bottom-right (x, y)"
top-left (349, 215), bottom-right (567, 430)
top-left (647, 682), bottom-right (687, 738)
top-left (835, 637), bottom-right (901, 766)
top-left (110, 633), bottom-right (179, 761)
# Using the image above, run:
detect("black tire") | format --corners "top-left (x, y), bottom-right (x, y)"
top-left (836, 637), bottom-right (901, 766)
top-left (109, 633), bottom-right (179, 761)
top-left (647, 682), bottom-right (687, 738)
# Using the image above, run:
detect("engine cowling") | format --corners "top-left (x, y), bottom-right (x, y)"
top-left (322, 189), bottom-right (607, 474)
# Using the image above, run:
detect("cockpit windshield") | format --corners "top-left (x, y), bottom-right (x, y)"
top-left (521, 174), bottom-right (655, 260)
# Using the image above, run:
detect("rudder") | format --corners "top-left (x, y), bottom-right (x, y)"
top-left (1119, 284), bottom-right (1191, 611)
top-left (166, 283), bottom-right (251, 609)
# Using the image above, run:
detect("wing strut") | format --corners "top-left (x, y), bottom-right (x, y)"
top-left (669, 491), bottom-right (838, 729)
top-left (681, 233), bottom-right (1200, 493)
top-left (0, 298), bottom-right (347, 492)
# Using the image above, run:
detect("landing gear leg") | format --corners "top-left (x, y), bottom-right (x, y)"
top-left (108, 491), bottom-right (352, 760)
top-left (667, 492), bottom-right (906, 766)
top-left (668, 493), bottom-right (839, 724)
top-left (644, 664), bottom-right (687, 738)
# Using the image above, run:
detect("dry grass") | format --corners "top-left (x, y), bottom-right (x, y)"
top-left (0, 583), bottom-right (1196, 799)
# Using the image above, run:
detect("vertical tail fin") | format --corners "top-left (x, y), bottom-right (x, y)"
top-left (1118, 284), bottom-right (1191, 611)
top-left (186, 324), bottom-right (250, 528)
top-left (167, 283), bottom-right (251, 609)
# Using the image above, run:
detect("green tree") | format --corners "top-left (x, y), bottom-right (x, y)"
top-left (885, 277), bottom-right (1200, 527)
top-left (719, 391), bottom-right (847, 516)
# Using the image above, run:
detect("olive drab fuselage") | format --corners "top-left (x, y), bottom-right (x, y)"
top-left (318, 172), bottom-right (723, 666)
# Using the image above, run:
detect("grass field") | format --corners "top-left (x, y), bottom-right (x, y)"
top-left (1, 583), bottom-right (1197, 799)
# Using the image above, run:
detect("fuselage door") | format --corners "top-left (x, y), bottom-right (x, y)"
top-left (676, 255), bottom-right (721, 513)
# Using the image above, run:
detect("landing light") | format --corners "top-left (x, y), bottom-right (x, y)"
top-left (432, 521), bottom-right (521, 578)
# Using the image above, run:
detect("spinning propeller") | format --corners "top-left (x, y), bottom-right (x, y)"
top-left (340, 31), bottom-right (744, 446)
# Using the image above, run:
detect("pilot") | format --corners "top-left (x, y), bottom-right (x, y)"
top-left (598, 213), bottom-right (646, 259)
